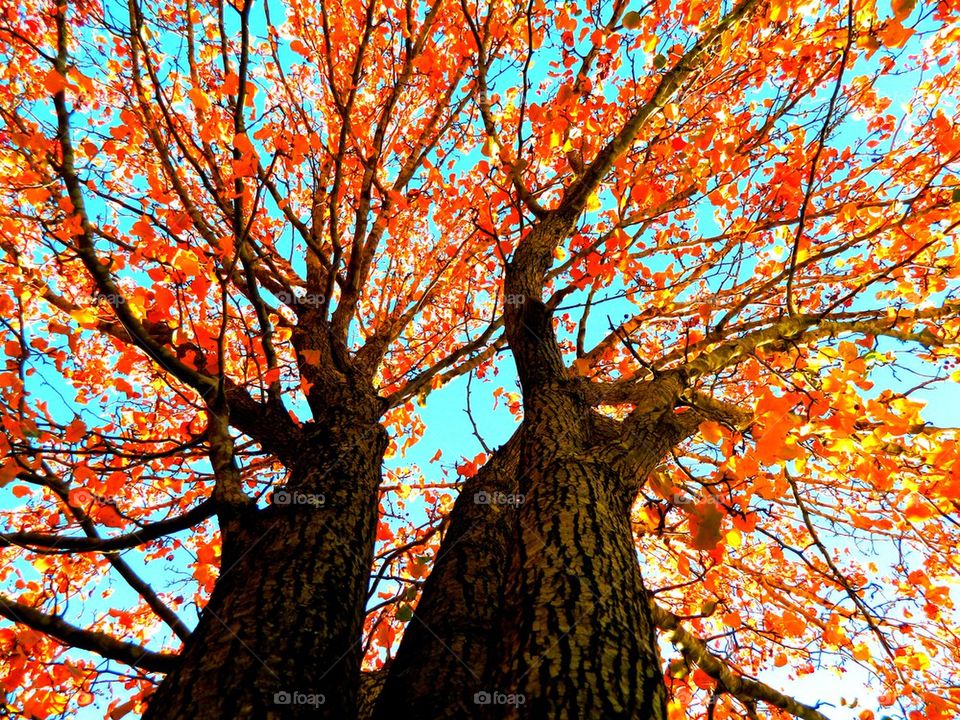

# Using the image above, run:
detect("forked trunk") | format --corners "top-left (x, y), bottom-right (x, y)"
top-left (378, 413), bottom-right (679, 718)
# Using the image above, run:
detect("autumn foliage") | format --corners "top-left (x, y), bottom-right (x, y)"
top-left (0, 0), bottom-right (959, 717)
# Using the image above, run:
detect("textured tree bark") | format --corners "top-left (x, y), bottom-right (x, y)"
top-left (143, 418), bottom-right (387, 720)
top-left (358, 667), bottom-right (390, 720)
top-left (377, 404), bottom-right (688, 718)
top-left (373, 430), bottom-right (523, 720)
top-left (485, 387), bottom-right (668, 720)
top-left (489, 209), bottom-right (669, 717)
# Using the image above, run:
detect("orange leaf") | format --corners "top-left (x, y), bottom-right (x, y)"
top-left (722, 611), bottom-right (741, 628)
top-left (43, 69), bottom-right (67, 95)
top-left (172, 249), bottom-right (201, 277)
top-left (878, 18), bottom-right (913, 48)
top-left (300, 349), bottom-right (322, 367)
top-left (64, 418), bottom-right (87, 443)
top-left (691, 668), bottom-right (715, 689)
top-left (903, 492), bottom-right (934, 522)
top-left (196, 544), bottom-right (218, 565)
top-left (93, 506), bottom-right (126, 529)
top-left (769, 0), bottom-right (788, 21)
top-left (891, 0), bottom-right (916, 21)
top-left (189, 87), bottom-right (211, 112)
top-left (23, 187), bottom-right (50, 204)
top-left (699, 420), bottom-right (724, 444)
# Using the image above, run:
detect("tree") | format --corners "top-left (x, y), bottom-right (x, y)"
top-left (0, 0), bottom-right (959, 716)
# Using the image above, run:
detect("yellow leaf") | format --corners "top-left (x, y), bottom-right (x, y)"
top-left (585, 193), bottom-right (602, 212)
top-left (34, 555), bottom-right (56, 572)
top-left (726, 528), bottom-right (742, 548)
top-left (667, 700), bottom-right (684, 720)
top-left (70, 307), bottom-right (99, 327)
top-left (769, 0), bottom-right (788, 22)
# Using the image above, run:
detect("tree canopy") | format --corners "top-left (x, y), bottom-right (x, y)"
top-left (0, 0), bottom-right (959, 717)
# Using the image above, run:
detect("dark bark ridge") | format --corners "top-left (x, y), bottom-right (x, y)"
top-left (481, 359), bottom-right (675, 718)
top-left (375, 405), bottom-right (707, 718)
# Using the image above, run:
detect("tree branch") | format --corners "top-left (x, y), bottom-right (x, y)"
top-left (0, 499), bottom-right (217, 553)
top-left (0, 595), bottom-right (178, 673)
top-left (556, 0), bottom-right (761, 219)
top-left (650, 601), bottom-right (833, 720)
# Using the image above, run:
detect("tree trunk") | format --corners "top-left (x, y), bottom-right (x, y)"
top-left (376, 406), bottom-right (684, 718)
top-left (485, 386), bottom-right (668, 719)
top-left (144, 420), bottom-right (387, 720)
top-left (399, 211), bottom-right (675, 717)
top-left (373, 431), bottom-right (523, 719)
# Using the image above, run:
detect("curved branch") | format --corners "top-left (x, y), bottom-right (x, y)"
top-left (0, 499), bottom-right (216, 553)
top-left (504, 0), bottom-right (762, 390)
top-left (786, 474), bottom-right (899, 667)
top-left (50, 4), bottom-right (216, 399)
top-left (785, 0), bottom-right (853, 315)
top-left (557, 0), bottom-right (762, 217)
top-left (683, 307), bottom-right (957, 381)
top-left (0, 595), bottom-right (178, 673)
top-left (650, 601), bottom-right (833, 720)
